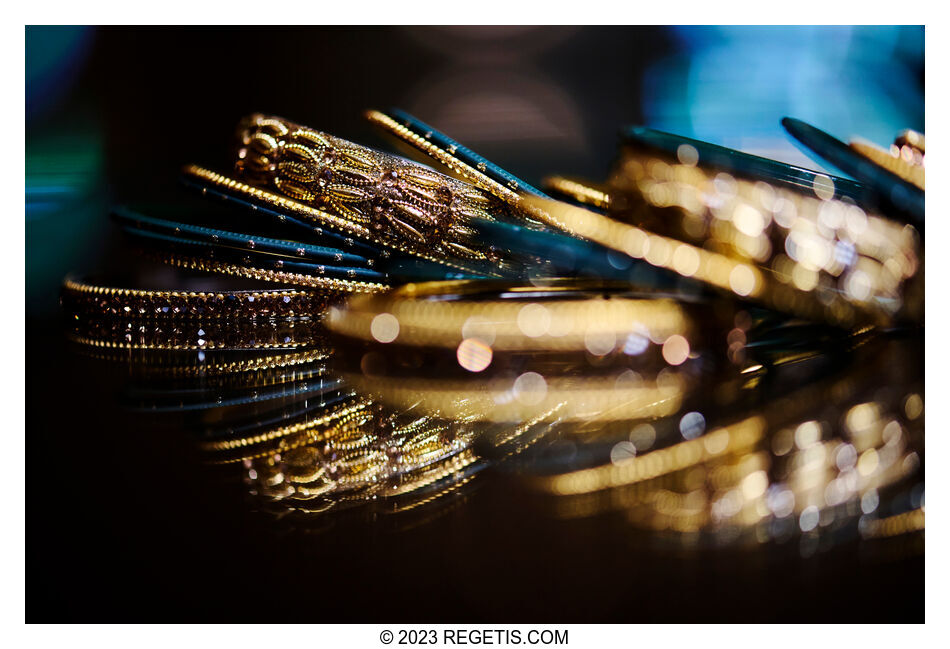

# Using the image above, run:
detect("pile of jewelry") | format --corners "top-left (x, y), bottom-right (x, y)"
top-left (63, 110), bottom-right (924, 549)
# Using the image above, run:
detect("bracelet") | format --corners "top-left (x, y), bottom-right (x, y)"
top-left (781, 118), bottom-right (924, 224)
top-left (850, 139), bottom-right (924, 190)
top-left (542, 176), bottom-right (611, 211)
top-left (62, 276), bottom-right (328, 319)
top-left (609, 145), bottom-right (922, 323)
top-left (67, 316), bottom-right (324, 351)
top-left (366, 108), bottom-right (564, 233)
top-left (69, 346), bottom-right (331, 393)
top-left (154, 251), bottom-right (390, 293)
top-left (895, 129), bottom-right (925, 156)
top-left (861, 508), bottom-right (925, 539)
top-left (326, 279), bottom-right (866, 394)
top-left (148, 358), bottom-right (330, 392)
top-left (326, 278), bottom-right (703, 353)
top-left (622, 124), bottom-right (867, 202)
top-left (248, 437), bottom-right (480, 505)
top-left (538, 414), bottom-right (765, 496)
top-left (203, 396), bottom-right (372, 455)
top-left (232, 114), bottom-right (516, 274)
top-left (114, 206), bottom-right (393, 287)
top-left (123, 372), bottom-right (344, 414)
top-left (524, 151), bottom-right (921, 327)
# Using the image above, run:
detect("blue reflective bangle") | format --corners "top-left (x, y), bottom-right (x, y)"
top-left (469, 218), bottom-right (702, 294)
top-left (781, 117), bottom-right (925, 226)
top-left (180, 171), bottom-right (383, 257)
top-left (113, 206), bottom-right (375, 267)
top-left (116, 206), bottom-right (496, 284)
top-left (623, 125), bottom-right (868, 202)
top-left (122, 226), bottom-right (391, 284)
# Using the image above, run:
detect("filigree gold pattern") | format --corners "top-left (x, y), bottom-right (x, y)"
top-left (235, 113), bottom-right (504, 265)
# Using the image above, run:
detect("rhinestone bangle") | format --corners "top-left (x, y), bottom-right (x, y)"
top-left (62, 276), bottom-right (329, 319)
top-left (152, 250), bottom-right (390, 294)
top-left (67, 317), bottom-right (324, 351)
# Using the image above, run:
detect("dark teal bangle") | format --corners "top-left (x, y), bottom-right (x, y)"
top-left (781, 117), bottom-right (925, 226)
top-left (622, 124), bottom-right (868, 202)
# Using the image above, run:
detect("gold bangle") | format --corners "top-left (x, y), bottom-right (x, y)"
top-left (154, 249), bottom-right (389, 293)
top-left (850, 139), bottom-right (925, 190)
top-left (67, 317), bottom-right (324, 351)
top-left (542, 176), bottom-right (611, 210)
top-left (365, 109), bottom-right (565, 233)
top-left (327, 278), bottom-right (700, 353)
top-left (230, 113), bottom-right (512, 273)
top-left (895, 129), bottom-right (925, 155)
top-left (524, 161), bottom-right (921, 327)
top-left (605, 146), bottom-right (922, 326)
top-left (861, 507), bottom-right (925, 539)
top-left (62, 277), bottom-right (327, 319)
top-left (203, 397), bottom-right (372, 455)
top-left (539, 414), bottom-right (766, 496)
top-left (234, 400), bottom-right (480, 507)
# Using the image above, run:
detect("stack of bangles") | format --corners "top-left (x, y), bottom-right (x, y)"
top-left (62, 109), bottom-right (924, 541)
top-left (63, 110), bottom-right (923, 339)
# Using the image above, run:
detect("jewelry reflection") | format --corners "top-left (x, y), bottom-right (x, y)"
top-left (71, 321), bottom-right (485, 523)
top-left (239, 402), bottom-right (483, 517)
top-left (524, 336), bottom-right (924, 554)
top-left (326, 279), bottom-right (870, 425)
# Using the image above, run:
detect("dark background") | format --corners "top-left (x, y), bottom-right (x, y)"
top-left (26, 26), bottom-right (924, 622)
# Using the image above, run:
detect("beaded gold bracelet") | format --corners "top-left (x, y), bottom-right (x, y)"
top-left (242, 407), bottom-right (479, 505)
top-left (542, 176), bottom-right (612, 211)
top-left (153, 246), bottom-right (390, 294)
top-left (61, 277), bottom-right (328, 319)
top-left (67, 317), bottom-right (324, 351)
top-left (203, 397), bottom-right (373, 457)
top-left (69, 347), bottom-right (331, 386)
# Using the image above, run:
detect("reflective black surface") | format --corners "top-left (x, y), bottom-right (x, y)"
top-left (25, 327), bottom-right (924, 621)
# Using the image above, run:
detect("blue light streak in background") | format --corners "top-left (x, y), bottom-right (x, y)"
top-left (641, 26), bottom-right (924, 172)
